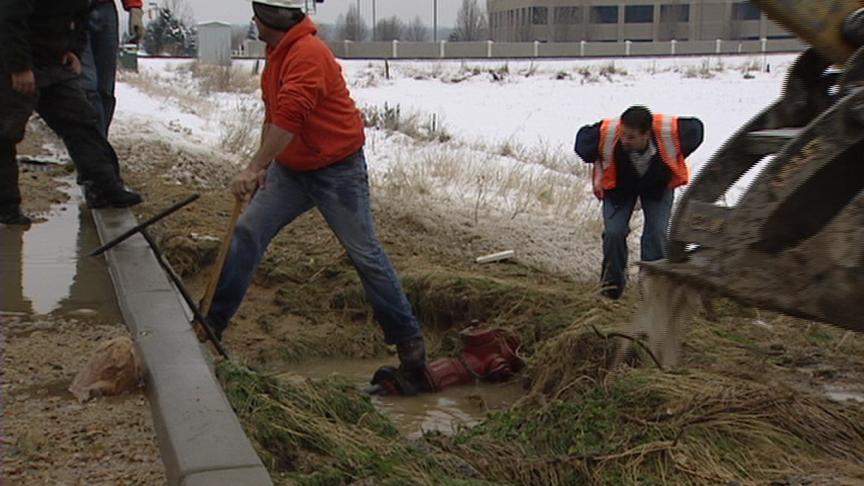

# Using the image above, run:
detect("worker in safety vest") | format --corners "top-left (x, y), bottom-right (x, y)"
top-left (575, 105), bottom-right (704, 299)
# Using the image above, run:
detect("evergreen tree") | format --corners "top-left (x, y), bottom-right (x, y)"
top-left (143, 5), bottom-right (195, 56)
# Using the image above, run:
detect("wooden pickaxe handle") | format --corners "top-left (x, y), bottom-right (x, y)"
top-left (200, 198), bottom-right (243, 316)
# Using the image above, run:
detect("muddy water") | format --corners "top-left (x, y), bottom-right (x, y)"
top-left (0, 178), bottom-right (120, 319)
top-left (278, 357), bottom-right (524, 437)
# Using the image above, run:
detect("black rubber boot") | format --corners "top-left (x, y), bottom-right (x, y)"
top-left (395, 336), bottom-right (430, 395)
top-left (199, 314), bottom-right (227, 343)
top-left (0, 206), bottom-right (32, 226)
top-left (84, 182), bottom-right (143, 209)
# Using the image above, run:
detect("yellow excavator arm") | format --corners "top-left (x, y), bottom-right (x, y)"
top-left (754, 0), bottom-right (862, 63)
top-left (644, 1), bottom-right (864, 332)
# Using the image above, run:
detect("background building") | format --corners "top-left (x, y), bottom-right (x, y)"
top-left (487, 0), bottom-right (793, 42)
top-left (197, 21), bottom-right (232, 65)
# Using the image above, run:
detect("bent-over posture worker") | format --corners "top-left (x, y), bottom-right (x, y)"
top-left (575, 105), bottom-right (704, 299)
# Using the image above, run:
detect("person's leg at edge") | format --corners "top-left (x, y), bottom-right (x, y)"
top-left (601, 192), bottom-right (637, 299)
top-left (309, 150), bottom-right (426, 388)
top-left (35, 69), bottom-right (132, 207)
top-left (639, 188), bottom-right (674, 263)
top-left (80, 1), bottom-right (119, 137)
top-left (0, 67), bottom-right (38, 225)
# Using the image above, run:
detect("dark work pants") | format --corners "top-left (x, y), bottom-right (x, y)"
top-left (601, 188), bottom-right (674, 295)
top-left (0, 65), bottom-right (120, 211)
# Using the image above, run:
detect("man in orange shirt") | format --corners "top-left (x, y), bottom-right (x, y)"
top-left (205, 0), bottom-right (428, 394)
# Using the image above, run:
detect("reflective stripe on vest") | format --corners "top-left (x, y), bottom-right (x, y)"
top-left (597, 114), bottom-right (690, 190)
top-left (599, 119), bottom-right (618, 174)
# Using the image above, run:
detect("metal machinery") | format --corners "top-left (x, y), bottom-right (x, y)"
top-left (645, 0), bottom-right (864, 333)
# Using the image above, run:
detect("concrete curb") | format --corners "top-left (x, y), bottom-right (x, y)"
top-left (91, 207), bottom-right (272, 486)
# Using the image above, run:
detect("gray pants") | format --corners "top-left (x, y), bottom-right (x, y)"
top-left (0, 65), bottom-right (120, 211)
top-left (601, 188), bottom-right (674, 296)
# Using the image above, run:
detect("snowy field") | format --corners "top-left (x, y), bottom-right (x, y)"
top-left (120, 54), bottom-right (792, 174)
top-left (108, 54), bottom-right (796, 277)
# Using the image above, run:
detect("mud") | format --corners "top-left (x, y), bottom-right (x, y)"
top-left (9, 78), bottom-right (860, 484)
top-left (2, 130), bottom-right (164, 485)
top-left (3, 315), bottom-right (163, 485)
top-left (123, 128), bottom-right (864, 484)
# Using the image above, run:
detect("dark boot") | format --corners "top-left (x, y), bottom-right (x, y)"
top-left (395, 336), bottom-right (430, 395)
top-left (600, 282), bottom-right (623, 300)
top-left (0, 206), bottom-right (31, 226)
top-left (198, 314), bottom-right (227, 343)
top-left (84, 182), bottom-right (142, 209)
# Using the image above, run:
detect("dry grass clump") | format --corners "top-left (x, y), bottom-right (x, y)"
top-left (372, 143), bottom-right (592, 223)
top-left (222, 331), bottom-right (864, 485)
top-left (117, 69), bottom-right (205, 115)
top-left (361, 103), bottom-right (451, 143)
top-left (216, 265), bottom-right (864, 485)
top-left (517, 319), bottom-right (864, 484)
top-left (177, 61), bottom-right (261, 94)
top-left (219, 99), bottom-right (264, 160)
top-left (217, 361), bottom-right (485, 485)
top-left (682, 59), bottom-right (716, 79)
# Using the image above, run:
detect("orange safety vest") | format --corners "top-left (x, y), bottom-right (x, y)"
top-left (597, 114), bottom-right (690, 190)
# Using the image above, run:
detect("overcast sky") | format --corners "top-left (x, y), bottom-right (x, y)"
top-left (174, 0), bottom-right (466, 28)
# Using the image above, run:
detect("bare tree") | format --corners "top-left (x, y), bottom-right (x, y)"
top-left (452, 0), bottom-right (488, 41)
top-left (374, 16), bottom-right (403, 41)
top-left (335, 4), bottom-right (369, 41)
top-left (403, 15), bottom-right (429, 41)
top-left (164, 0), bottom-right (193, 26)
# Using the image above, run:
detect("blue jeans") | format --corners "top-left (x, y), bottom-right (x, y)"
top-left (80, 1), bottom-right (119, 137)
top-left (208, 150), bottom-right (422, 345)
top-left (601, 188), bottom-right (674, 296)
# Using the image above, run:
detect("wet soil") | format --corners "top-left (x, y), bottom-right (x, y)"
top-left (11, 105), bottom-right (863, 484)
top-left (3, 315), bottom-right (163, 486)
top-left (2, 127), bottom-right (164, 485)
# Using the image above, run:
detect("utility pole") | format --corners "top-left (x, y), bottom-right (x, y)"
top-left (355, 0), bottom-right (361, 41)
top-left (433, 0), bottom-right (438, 41)
top-left (372, 0), bottom-right (377, 41)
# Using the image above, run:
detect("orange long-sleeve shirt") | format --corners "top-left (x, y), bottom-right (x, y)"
top-left (262, 17), bottom-right (365, 171)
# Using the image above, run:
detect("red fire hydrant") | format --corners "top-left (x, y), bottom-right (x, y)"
top-left (369, 327), bottom-right (523, 395)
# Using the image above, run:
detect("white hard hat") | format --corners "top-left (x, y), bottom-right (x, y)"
top-left (249, 0), bottom-right (305, 8)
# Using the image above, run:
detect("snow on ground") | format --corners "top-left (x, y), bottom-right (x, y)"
top-left (117, 54), bottom-right (792, 186)
top-left (108, 54), bottom-right (797, 277)
top-left (342, 55), bottom-right (792, 177)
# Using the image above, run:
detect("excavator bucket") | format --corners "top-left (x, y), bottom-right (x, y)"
top-left (754, 0), bottom-right (862, 64)
top-left (643, 40), bottom-right (864, 332)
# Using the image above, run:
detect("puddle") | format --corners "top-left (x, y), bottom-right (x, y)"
top-left (824, 385), bottom-right (864, 403)
top-left (0, 177), bottom-right (121, 319)
top-left (278, 357), bottom-right (524, 438)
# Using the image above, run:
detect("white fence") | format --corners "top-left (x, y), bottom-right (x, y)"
top-left (319, 38), bottom-right (804, 59)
